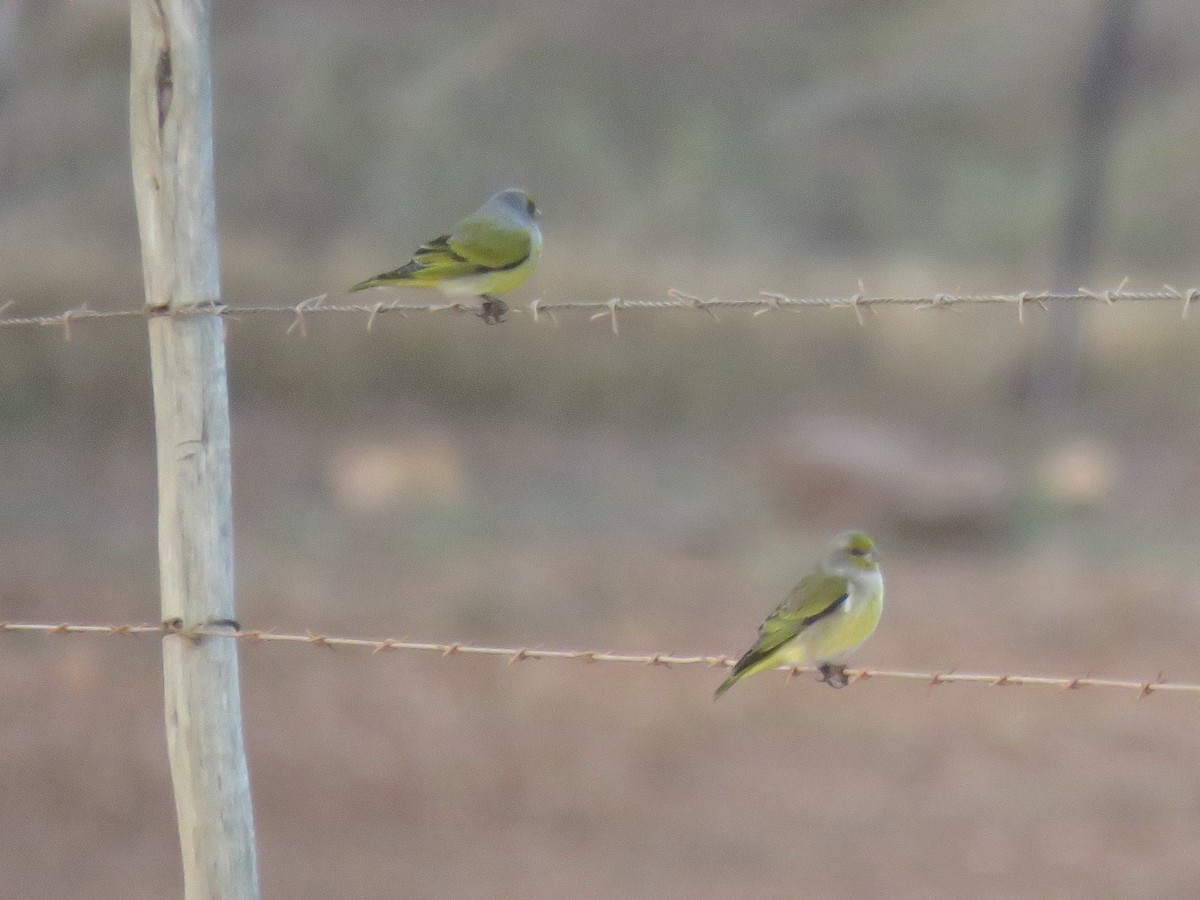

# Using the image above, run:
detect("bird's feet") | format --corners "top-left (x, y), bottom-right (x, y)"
top-left (478, 296), bottom-right (508, 324)
top-left (818, 663), bottom-right (850, 688)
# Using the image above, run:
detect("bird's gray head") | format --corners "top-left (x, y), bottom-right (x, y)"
top-left (491, 189), bottom-right (540, 220)
top-left (825, 530), bottom-right (880, 577)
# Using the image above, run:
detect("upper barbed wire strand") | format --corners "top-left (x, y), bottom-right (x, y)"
top-left (0, 286), bottom-right (1197, 336)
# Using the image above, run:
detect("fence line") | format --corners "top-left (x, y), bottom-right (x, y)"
top-left (0, 285), bottom-right (1196, 337)
top-left (1, 620), bottom-right (1193, 697)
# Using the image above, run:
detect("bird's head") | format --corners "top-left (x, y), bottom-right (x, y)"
top-left (494, 189), bottom-right (540, 220)
top-left (827, 530), bottom-right (880, 575)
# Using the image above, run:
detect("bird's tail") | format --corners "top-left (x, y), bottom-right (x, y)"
top-left (713, 672), bottom-right (740, 700)
top-left (714, 646), bottom-right (802, 699)
top-left (349, 275), bottom-right (389, 292)
top-left (714, 660), bottom-right (756, 699)
top-left (350, 259), bottom-right (427, 292)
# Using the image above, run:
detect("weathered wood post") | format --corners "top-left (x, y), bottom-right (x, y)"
top-left (129, 1), bottom-right (260, 897)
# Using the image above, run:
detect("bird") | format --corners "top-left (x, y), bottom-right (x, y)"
top-left (715, 530), bottom-right (883, 698)
top-left (350, 189), bottom-right (542, 323)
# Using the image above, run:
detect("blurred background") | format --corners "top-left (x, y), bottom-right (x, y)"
top-left (2, 0), bottom-right (1200, 897)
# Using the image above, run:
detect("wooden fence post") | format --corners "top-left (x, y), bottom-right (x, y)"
top-left (129, 1), bottom-right (260, 897)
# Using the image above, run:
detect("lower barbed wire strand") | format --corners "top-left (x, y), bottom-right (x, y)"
top-left (0, 621), bottom-right (1193, 696)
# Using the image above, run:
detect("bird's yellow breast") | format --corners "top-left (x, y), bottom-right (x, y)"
top-left (795, 574), bottom-right (883, 665)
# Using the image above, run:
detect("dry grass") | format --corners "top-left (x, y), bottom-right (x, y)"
top-left (3, 398), bottom-right (1200, 898)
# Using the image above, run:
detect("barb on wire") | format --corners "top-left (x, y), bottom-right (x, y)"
top-left (1, 286), bottom-right (1197, 335)
top-left (1, 621), bottom-right (1195, 697)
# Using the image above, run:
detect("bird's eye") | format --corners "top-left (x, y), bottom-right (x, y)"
top-left (527, 197), bottom-right (538, 216)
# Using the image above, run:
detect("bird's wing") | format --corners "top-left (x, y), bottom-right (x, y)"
top-left (447, 211), bottom-right (533, 270)
top-left (349, 217), bottom-right (532, 290)
top-left (729, 573), bottom-right (850, 677)
top-left (348, 233), bottom-right (479, 290)
top-left (403, 234), bottom-right (481, 278)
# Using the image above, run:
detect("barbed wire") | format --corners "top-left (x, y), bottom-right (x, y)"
top-left (0, 284), bottom-right (1196, 337)
top-left (1, 620), bottom-right (1193, 697)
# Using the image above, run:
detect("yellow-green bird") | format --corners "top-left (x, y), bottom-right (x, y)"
top-left (350, 189), bottom-right (542, 323)
top-left (715, 531), bottom-right (883, 698)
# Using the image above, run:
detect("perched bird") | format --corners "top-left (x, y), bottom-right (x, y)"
top-left (350, 189), bottom-right (542, 323)
top-left (715, 531), bottom-right (883, 698)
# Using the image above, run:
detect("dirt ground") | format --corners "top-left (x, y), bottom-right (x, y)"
top-left (3, 388), bottom-right (1199, 900)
